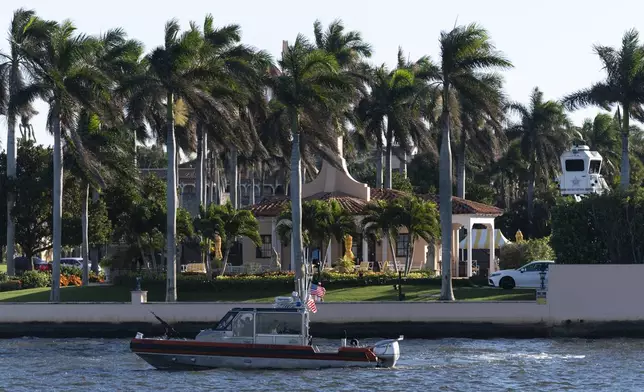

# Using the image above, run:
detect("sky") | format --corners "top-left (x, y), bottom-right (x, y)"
top-left (0, 0), bottom-right (641, 147)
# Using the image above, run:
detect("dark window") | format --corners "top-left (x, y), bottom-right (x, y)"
top-left (589, 160), bottom-right (601, 174)
top-left (256, 235), bottom-right (272, 258)
top-left (565, 159), bottom-right (584, 172)
top-left (396, 234), bottom-right (410, 257)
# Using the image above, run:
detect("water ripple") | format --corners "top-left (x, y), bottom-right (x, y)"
top-left (0, 337), bottom-right (643, 391)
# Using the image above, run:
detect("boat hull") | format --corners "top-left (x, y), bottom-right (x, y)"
top-left (131, 338), bottom-right (381, 370)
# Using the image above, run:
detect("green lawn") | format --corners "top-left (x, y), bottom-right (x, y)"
top-left (0, 264), bottom-right (6, 273)
top-left (0, 284), bottom-right (535, 303)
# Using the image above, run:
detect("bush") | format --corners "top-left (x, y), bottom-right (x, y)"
top-left (0, 280), bottom-right (22, 291)
top-left (499, 237), bottom-right (554, 270)
top-left (89, 271), bottom-right (106, 283)
top-left (333, 256), bottom-right (355, 273)
top-left (550, 191), bottom-right (644, 264)
top-left (61, 265), bottom-right (82, 278)
top-left (20, 271), bottom-right (51, 289)
top-left (0, 272), bottom-right (7, 283)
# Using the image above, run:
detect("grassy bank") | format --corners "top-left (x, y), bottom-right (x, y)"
top-left (0, 284), bottom-right (535, 303)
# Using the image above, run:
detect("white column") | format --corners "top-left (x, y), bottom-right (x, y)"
top-left (488, 223), bottom-right (496, 274)
top-left (467, 222), bottom-right (473, 277)
top-left (452, 227), bottom-right (459, 277)
top-left (362, 236), bottom-right (368, 263)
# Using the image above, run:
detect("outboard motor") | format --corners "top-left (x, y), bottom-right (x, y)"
top-left (372, 336), bottom-right (404, 368)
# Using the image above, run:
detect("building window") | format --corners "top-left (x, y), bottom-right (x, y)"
top-left (396, 234), bottom-right (410, 257)
top-left (256, 235), bottom-right (272, 258)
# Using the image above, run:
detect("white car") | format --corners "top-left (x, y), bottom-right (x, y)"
top-left (488, 260), bottom-right (554, 289)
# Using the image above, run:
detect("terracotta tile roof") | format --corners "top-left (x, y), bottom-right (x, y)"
top-left (247, 186), bottom-right (503, 217)
top-left (247, 192), bottom-right (369, 217)
top-left (419, 194), bottom-right (504, 216)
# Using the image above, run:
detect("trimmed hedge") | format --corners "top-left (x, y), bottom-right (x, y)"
top-left (551, 189), bottom-right (644, 264)
top-left (112, 270), bottom-right (487, 292)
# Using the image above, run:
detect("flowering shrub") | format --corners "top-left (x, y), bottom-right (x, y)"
top-left (67, 275), bottom-right (82, 287)
top-left (59, 275), bottom-right (69, 287)
top-left (89, 272), bottom-right (105, 283)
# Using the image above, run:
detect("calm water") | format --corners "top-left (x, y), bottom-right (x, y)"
top-left (0, 337), bottom-right (642, 391)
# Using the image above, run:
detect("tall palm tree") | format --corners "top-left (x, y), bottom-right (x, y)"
top-left (122, 20), bottom-right (238, 302)
top-left (563, 29), bottom-right (644, 189)
top-left (454, 73), bottom-right (507, 198)
top-left (0, 9), bottom-right (53, 275)
top-left (356, 49), bottom-right (433, 190)
top-left (14, 20), bottom-right (115, 301)
top-left (267, 35), bottom-right (350, 297)
top-left (508, 87), bottom-right (573, 223)
top-left (361, 200), bottom-right (403, 273)
top-left (431, 24), bottom-right (512, 300)
top-left (578, 113), bottom-right (620, 181)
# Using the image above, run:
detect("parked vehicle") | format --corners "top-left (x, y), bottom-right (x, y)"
top-left (488, 260), bottom-right (554, 289)
top-left (13, 256), bottom-right (50, 273)
top-left (60, 257), bottom-right (102, 273)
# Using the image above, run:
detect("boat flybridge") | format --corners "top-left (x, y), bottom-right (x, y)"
top-left (130, 294), bottom-right (403, 370)
top-left (555, 144), bottom-right (610, 201)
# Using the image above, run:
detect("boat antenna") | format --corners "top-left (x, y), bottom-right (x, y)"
top-left (150, 311), bottom-right (181, 338)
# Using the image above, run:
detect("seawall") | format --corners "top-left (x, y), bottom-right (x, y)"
top-left (1, 264), bottom-right (644, 339)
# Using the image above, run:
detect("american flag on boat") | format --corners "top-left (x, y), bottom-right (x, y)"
top-left (306, 296), bottom-right (317, 313)
top-left (311, 283), bottom-right (326, 297)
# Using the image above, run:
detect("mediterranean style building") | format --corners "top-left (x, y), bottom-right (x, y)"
top-left (139, 139), bottom-right (505, 277)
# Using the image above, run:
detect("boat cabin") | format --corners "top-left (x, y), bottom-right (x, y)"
top-left (195, 307), bottom-right (308, 346)
top-left (556, 145), bottom-right (610, 196)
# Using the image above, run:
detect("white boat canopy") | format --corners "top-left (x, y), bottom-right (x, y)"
top-left (459, 229), bottom-right (510, 249)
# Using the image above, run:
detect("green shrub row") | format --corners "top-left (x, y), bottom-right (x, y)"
top-left (551, 189), bottom-right (644, 264)
top-left (113, 270), bottom-right (484, 291)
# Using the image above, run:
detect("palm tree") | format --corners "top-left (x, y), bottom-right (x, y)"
top-left (508, 87), bottom-right (573, 223)
top-left (356, 50), bottom-right (434, 190)
top-left (122, 20), bottom-right (240, 302)
top-left (454, 73), bottom-right (506, 198)
top-left (267, 35), bottom-right (350, 297)
top-left (431, 24), bottom-right (512, 300)
top-left (563, 29), bottom-right (644, 189)
top-left (14, 20), bottom-right (115, 301)
top-left (0, 9), bottom-right (53, 275)
top-left (194, 202), bottom-right (261, 276)
top-left (578, 113), bottom-right (620, 181)
top-left (362, 200), bottom-right (404, 273)
top-left (388, 196), bottom-right (440, 275)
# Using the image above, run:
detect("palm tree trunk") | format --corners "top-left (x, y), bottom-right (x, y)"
top-left (439, 91), bottom-right (455, 301)
top-left (218, 247), bottom-right (230, 277)
top-left (90, 188), bottom-right (100, 274)
top-left (620, 104), bottom-right (630, 190)
top-left (384, 130), bottom-right (393, 189)
top-left (229, 147), bottom-right (238, 208)
top-left (259, 165), bottom-right (266, 200)
top-left (456, 128), bottom-right (466, 199)
top-left (196, 123), bottom-right (204, 208)
top-left (375, 143), bottom-right (383, 188)
top-left (387, 233), bottom-right (399, 273)
top-left (50, 109), bottom-right (63, 302)
top-left (402, 151), bottom-right (408, 179)
top-left (527, 162), bottom-right (536, 225)
top-left (289, 109), bottom-right (305, 298)
top-left (250, 166), bottom-right (256, 205)
top-left (81, 183), bottom-right (90, 286)
top-left (165, 92), bottom-right (178, 302)
top-left (6, 112), bottom-right (17, 276)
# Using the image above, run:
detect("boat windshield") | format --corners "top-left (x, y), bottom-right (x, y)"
top-left (215, 311), bottom-right (238, 330)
